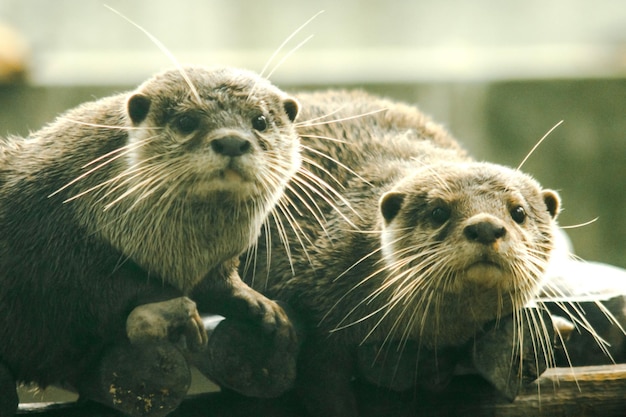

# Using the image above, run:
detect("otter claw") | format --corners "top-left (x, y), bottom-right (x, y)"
top-left (245, 296), bottom-right (296, 347)
top-left (126, 296), bottom-right (208, 351)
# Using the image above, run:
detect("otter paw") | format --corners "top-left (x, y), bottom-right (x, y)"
top-left (191, 305), bottom-right (303, 398)
top-left (240, 293), bottom-right (296, 346)
top-left (126, 297), bottom-right (208, 351)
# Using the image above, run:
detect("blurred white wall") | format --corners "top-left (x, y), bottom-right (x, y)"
top-left (1, 0), bottom-right (626, 85)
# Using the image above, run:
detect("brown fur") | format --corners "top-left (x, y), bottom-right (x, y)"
top-left (240, 90), bottom-right (560, 417)
top-left (0, 65), bottom-right (299, 415)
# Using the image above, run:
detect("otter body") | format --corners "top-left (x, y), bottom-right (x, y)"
top-left (0, 66), bottom-right (299, 414)
top-left (240, 90), bottom-right (560, 417)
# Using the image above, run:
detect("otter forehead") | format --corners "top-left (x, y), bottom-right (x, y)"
top-left (138, 66), bottom-right (281, 102)
top-left (132, 66), bottom-right (291, 129)
top-left (402, 162), bottom-right (543, 202)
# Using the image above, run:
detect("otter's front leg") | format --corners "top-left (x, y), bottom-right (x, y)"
top-left (126, 296), bottom-right (208, 351)
top-left (190, 303), bottom-right (302, 398)
top-left (77, 271), bottom-right (196, 417)
top-left (192, 259), bottom-right (296, 344)
top-left (190, 259), bottom-right (300, 397)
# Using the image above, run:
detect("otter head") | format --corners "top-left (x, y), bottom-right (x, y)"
top-left (123, 65), bottom-right (300, 206)
top-left (378, 162), bottom-right (560, 339)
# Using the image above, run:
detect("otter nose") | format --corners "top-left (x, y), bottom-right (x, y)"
top-left (211, 136), bottom-right (252, 157)
top-left (464, 221), bottom-right (507, 245)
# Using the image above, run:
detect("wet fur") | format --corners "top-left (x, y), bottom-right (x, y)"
top-left (241, 90), bottom-right (561, 417)
top-left (0, 66), bottom-right (299, 407)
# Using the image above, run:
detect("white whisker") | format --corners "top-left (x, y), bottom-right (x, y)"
top-left (296, 108), bottom-right (389, 128)
top-left (517, 120), bottom-right (563, 170)
top-left (264, 34), bottom-right (315, 81)
top-left (104, 4), bottom-right (201, 103)
top-left (560, 217), bottom-right (599, 229)
top-left (257, 10), bottom-right (324, 80)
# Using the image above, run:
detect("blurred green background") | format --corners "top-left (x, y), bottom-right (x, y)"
top-left (1, 0), bottom-right (624, 402)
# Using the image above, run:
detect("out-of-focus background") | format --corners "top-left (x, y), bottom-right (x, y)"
top-left (1, 0), bottom-right (624, 403)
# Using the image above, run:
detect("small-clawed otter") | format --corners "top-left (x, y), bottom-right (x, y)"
top-left (0, 65), bottom-right (300, 416)
top-left (240, 90), bottom-right (560, 417)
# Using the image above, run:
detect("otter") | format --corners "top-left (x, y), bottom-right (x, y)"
top-left (238, 90), bottom-right (561, 417)
top-left (0, 65), bottom-right (300, 416)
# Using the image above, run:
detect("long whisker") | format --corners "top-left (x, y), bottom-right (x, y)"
top-left (76, 146), bottom-right (167, 203)
top-left (80, 134), bottom-right (159, 168)
top-left (64, 162), bottom-right (151, 204)
top-left (103, 4), bottom-right (201, 103)
top-left (302, 146), bottom-right (373, 187)
top-left (300, 133), bottom-right (349, 145)
top-left (287, 176), bottom-right (330, 232)
top-left (328, 241), bottom-right (449, 332)
top-left (264, 35), bottom-right (315, 81)
top-left (257, 10), bottom-right (324, 80)
top-left (49, 133), bottom-right (160, 199)
top-left (298, 105), bottom-right (348, 125)
top-left (58, 118), bottom-right (163, 132)
top-left (273, 193), bottom-right (316, 269)
top-left (294, 167), bottom-right (361, 225)
top-left (248, 10), bottom-right (324, 100)
top-left (560, 217), bottom-right (599, 229)
top-left (296, 108), bottom-right (389, 128)
top-left (517, 120), bottom-right (563, 170)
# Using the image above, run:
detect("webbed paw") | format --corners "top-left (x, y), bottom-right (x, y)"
top-left (126, 296), bottom-right (208, 351)
top-left (191, 301), bottom-right (302, 398)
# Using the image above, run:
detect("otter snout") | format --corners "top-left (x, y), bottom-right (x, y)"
top-left (463, 216), bottom-right (507, 245)
top-left (211, 136), bottom-right (252, 157)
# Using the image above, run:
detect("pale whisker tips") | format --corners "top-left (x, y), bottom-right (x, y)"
top-left (300, 134), bottom-right (348, 145)
top-left (58, 117), bottom-right (162, 131)
top-left (249, 10), bottom-right (324, 100)
top-left (560, 217), bottom-right (599, 229)
top-left (297, 104), bottom-right (350, 126)
top-left (517, 120), bottom-right (564, 171)
top-left (82, 133), bottom-right (160, 169)
top-left (295, 107), bottom-right (389, 128)
top-left (103, 4), bottom-right (201, 104)
top-left (257, 9), bottom-right (325, 80)
top-left (48, 135), bottom-right (165, 200)
top-left (301, 147), bottom-right (374, 188)
top-left (265, 34), bottom-right (315, 82)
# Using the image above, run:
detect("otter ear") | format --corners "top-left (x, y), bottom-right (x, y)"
top-left (380, 191), bottom-right (405, 224)
top-left (127, 93), bottom-right (152, 125)
top-left (542, 189), bottom-right (560, 219)
top-left (283, 97), bottom-right (299, 122)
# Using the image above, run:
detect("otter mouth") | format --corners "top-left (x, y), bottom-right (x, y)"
top-left (468, 259), bottom-right (503, 269)
top-left (462, 254), bottom-right (513, 288)
top-left (218, 168), bottom-right (246, 182)
top-left (466, 252), bottom-right (506, 270)
top-left (209, 158), bottom-right (252, 184)
top-left (182, 165), bottom-right (258, 198)
top-left (212, 158), bottom-right (257, 184)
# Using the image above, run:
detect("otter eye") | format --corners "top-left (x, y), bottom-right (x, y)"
top-left (510, 206), bottom-right (527, 224)
top-left (175, 114), bottom-right (200, 134)
top-left (252, 114), bottom-right (268, 132)
top-left (431, 206), bottom-right (451, 226)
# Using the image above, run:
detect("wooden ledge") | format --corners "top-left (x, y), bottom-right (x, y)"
top-left (17, 364), bottom-right (626, 417)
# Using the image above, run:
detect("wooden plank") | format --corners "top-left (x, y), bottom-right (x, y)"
top-left (17, 364), bottom-right (626, 417)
